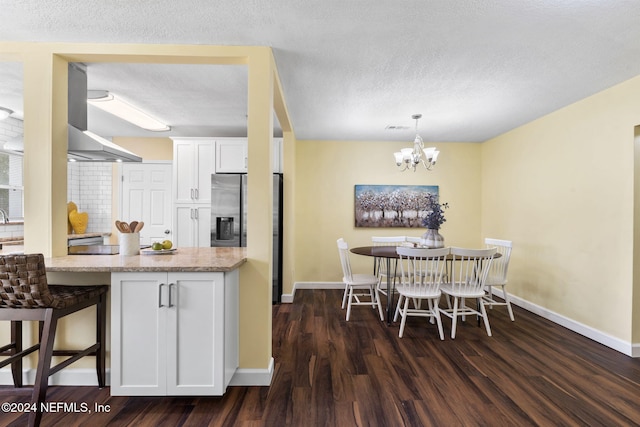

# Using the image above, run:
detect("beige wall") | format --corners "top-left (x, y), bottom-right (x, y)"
top-left (481, 75), bottom-right (640, 344)
top-left (293, 139), bottom-right (481, 286)
top-left (114, 137), bottom-right (173, 161)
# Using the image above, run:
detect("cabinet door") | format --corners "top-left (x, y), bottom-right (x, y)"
top-left (174, 205), bottom-right (196, 248)
top-left (174, 205), bottom-right (211, 248)
top-left (215, 139), bottom-right (248, 173)
top-left (166, 272), bottom-right (225, 395)
top-left (173, 139), bottom-right (215, 204)
top-left (111, 272), bottom-right (168, 396)
top-left (173, 141), bottom-right (196, 204)
top-left (195, 142), bottom-right (214, 204)
top-left (195, 206), bottom-right (211, 247)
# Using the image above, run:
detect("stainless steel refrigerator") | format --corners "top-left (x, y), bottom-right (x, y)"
top-left (211, 173), bottom-right (283, 303)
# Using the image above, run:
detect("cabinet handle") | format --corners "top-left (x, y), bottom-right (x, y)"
top-left (168, 283), bottom-right (175, 307)
top-left (190, 188), bottom-right (195, 200)
top-left (158, 283), bottom-right (165, 307)
top-left (195, 188), bottom-right (199, 200)
top-left (195, 209), bottom-right (199, 220)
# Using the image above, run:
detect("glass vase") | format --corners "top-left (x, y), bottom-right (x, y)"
top-left (421, 228), bottom-right (444, 248)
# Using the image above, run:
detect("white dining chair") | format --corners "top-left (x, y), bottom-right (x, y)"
top-left (393, 246), bottom-right (449, 339)
top-left (483, 238), bottom-right (514, 321)
top-left (371, 236), bottom-right (407, 301)
top-left (337, 238), bottom-right (384, 321)
top-left (439, 247), bottom-right (497, 338)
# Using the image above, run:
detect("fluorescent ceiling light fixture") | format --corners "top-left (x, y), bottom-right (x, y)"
top-left (87, 91), bottom-right (170, 132)
top-left (0, 107), bottom-right (13, 120)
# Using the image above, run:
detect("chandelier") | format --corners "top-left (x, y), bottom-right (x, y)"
top-left (393, 114), bottom-right (439, 172)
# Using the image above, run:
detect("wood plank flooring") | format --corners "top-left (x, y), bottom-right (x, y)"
top-left (2, 289), bottom-right (640, 426)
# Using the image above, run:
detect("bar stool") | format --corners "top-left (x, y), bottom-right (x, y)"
top-left (0, 253), bottom-right (108, 427)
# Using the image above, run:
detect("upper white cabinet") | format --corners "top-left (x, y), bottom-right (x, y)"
top-left (172, 138), bottom-right (215, 204)
top-left (214, 138), bottom-right (283, 173)
top-left (215, 139), bottom-right (247, 173)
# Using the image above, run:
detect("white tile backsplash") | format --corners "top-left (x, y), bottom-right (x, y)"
top-left (68, 162), bottom-right (112, 233)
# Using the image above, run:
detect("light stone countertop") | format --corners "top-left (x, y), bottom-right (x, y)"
top-left (43, 247), bottom-right (247, 273)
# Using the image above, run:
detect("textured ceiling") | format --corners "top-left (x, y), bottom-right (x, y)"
top-left (1, 1), bottom-right (640, 143)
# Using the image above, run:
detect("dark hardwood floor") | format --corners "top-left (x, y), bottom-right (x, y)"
top-left (2, 289), bottom-right (640, 426)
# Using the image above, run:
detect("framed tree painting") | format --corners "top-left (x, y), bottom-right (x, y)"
top-left (354, 184), bottom-right (439, 228)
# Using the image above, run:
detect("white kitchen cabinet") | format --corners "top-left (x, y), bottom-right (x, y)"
top-left (215, 138), bottom-right (283, 173)
top-left (215, 138), bottom-right (247, 173)
top-left (110, 270), bottom-right (239, 396)
top-left (172, 138), bottom-right (215, 204)
top-left (174, 205), bottom-right (211, 248)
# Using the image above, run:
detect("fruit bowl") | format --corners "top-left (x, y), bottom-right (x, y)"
top-left (141, 248), bottom-right (177, 255)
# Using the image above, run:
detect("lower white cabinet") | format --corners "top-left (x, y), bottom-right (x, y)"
top-left (174, 205), bottom-right (211, 248)
top-left (110, 270), bottom-right (239, 396)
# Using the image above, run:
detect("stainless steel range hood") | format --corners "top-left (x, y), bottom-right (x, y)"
top-left (68, 63), bottom-right (142, 162)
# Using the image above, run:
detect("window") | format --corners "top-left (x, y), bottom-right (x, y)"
top-left (0, 151), bottom-right (23, 220)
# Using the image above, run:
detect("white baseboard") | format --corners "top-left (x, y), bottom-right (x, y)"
top-left (0, 360), bottom-right (276, 389)
top-left (281, 282), bottom-right (344, 304)
top-left (228, 357), bottom-right (274, 387)
top-left (491, 288), bottom-right (637, 357)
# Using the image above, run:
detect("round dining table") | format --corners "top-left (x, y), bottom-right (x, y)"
top-left (350, 245), bottom-right (501, 325)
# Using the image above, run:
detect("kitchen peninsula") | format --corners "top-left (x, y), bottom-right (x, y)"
top-left (44, 247), bottom-right (247, 397)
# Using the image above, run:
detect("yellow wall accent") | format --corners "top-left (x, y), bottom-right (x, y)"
top-left (281, 131), bottom-right (296, 296)
top-left (113, 137), bottom-right (173, 161)
top-left (481, 75), bottom-right (640, 343)
top-left (241, 49), bottom-right (275, 369)
top-left (293, 140), bottom-right (481, 284)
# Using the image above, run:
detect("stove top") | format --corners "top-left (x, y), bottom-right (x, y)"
top-left (68, 245), bottom-right (150, 255)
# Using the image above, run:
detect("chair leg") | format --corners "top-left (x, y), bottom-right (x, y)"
top-left (503, 286), bottom-right (515, 321)
top-left (29, 309), bottom-right (58, 427)
top-left (373, 286), bottom-right (384, 321)
top-left (96, 294), bottom-right (107, 388)
top-left (341, 283), bottom-right (349, 309)
top-left (431, 299), bottom-right (445, 340)
top-left (346, 286), bottom-right (353, 321)
top-left (398, 298), bottom-right (410, 338)
top-left (479, 299), bottom-right (492, 337)
top-left (451, 297), bottom-right (459, 339)
top-left (10, 320), bottom-right (22, 387)
top-left (394, 295), bottom-right (403, 322)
